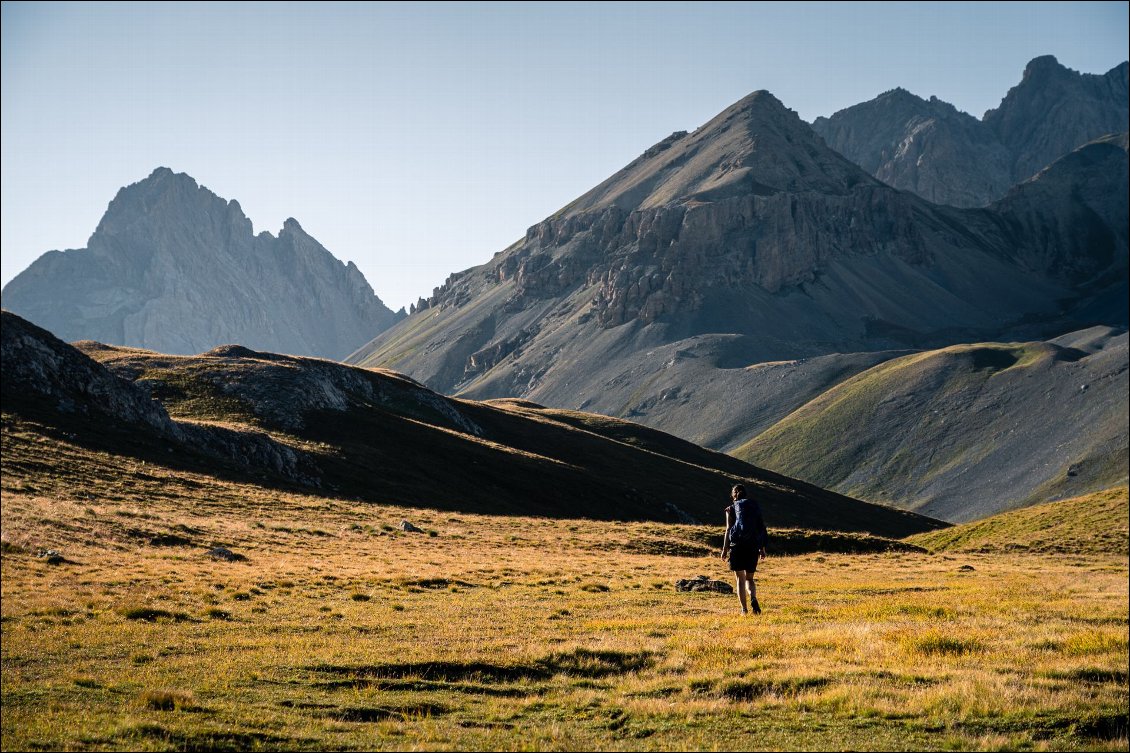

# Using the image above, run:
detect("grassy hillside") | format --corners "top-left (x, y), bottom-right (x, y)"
top-left (909, 486), bottom-right (1129, 555)
top-left (0, 311), bottom-right (942, 537)
top-left (734, 333), bottom-right (1129, 522)
top-left (2, 435), bottom-right (1127, 751)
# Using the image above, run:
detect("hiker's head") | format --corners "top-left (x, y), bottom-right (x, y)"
top-left (731, 484), bottom-right (746, 500)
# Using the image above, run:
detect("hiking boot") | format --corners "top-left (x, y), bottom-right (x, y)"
top-left (750, 598), bottom-right (762, 615)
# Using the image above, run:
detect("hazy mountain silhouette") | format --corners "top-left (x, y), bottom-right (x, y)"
top-left (1, 168), bottom-right (403, 359)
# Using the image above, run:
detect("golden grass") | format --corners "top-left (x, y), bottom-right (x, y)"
top-left (909, 486), bottom-right (1130, 555)
top-left (2, 433), bottom-right (1128, 750)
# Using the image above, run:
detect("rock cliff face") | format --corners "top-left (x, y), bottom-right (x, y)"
top-left (350, 90), bottom-right (1127, 425)
top-left (1, 168), bottom-right (402, 359)
top-left (812, 57), bottom-right (1128, 207)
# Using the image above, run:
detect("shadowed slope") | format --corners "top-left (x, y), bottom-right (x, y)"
top-left (1, 311), bottom-right (942, 536)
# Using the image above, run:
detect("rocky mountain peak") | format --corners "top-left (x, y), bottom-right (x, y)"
top-left (92, 166), bottom-right (253, 250)
top-left (281, 216), bottom-right (305, 234)
top-left (2, 169), bottom-right (403, 359)
top-left (878, 87), bottom-right (925, 106)
top-left (1021, 54), bottom-right (1066, 81)
top-left (554, 89), bottom-right (873, 221)
top-left (984, 57), bottom-right (1129, 181)
top-left (713, 89), bottom-right (789, 120)
top-left (698, 88), bottom-right (832, 151)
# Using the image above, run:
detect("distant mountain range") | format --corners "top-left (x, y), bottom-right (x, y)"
top-left (349, 56), bottom-right (1128, 521)
top-left (812, 56), bottom-right (1128, 208)
top-left (0, 168), bottom-right (403, 359)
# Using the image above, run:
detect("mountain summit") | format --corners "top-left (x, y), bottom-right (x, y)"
top-left (1, 168), bottom-right (402, 359)
top-left (563, 91), bottom-right (875, 215)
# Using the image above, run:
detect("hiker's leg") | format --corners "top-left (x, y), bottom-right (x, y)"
top-left (747, 572), bottom-right (760, 613)
top-left (733, 569), bottom-right (749, 613)
top-left (747, 551), bottom-right (762, 613)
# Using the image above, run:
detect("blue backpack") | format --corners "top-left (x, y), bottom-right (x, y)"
top-left (729, 498), bottom-right (767, 547)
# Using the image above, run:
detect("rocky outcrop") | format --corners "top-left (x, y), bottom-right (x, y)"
top-left (1, 309), bottom-right (181, 438)
top-left (812, 57), bottom-right (1128, 207)
top-left (1, 310), bottom-right (317, 485)
top-left (1, 168), bottom-right (403, 360)
top-left (79, 341), bottom-right (483, 438)
top-left (675, 576), bottom-right (734, 594)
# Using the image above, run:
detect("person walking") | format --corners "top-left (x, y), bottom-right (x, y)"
top-left (721, 483), bottom-right (768, 615)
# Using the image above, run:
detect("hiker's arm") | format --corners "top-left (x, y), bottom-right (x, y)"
top-left (721, 508), bottom-right (732, 559)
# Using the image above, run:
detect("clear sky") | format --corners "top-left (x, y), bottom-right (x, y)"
top-left (2, 2), bottom-right (1127, 311)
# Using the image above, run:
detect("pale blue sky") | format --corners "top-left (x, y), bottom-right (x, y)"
top-left (2, 1), bottom-right (1127, 311)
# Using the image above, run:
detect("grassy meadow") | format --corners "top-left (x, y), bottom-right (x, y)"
top-left (2, 428), bottom-right (1128, 750)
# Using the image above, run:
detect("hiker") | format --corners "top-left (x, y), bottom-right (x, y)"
top-left (721, 483), bottom-right (768, 615)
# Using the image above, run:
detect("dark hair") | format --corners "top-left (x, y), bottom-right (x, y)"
top-left (732, 484), bottom-right (746, 497)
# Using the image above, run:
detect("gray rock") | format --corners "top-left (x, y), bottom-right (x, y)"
top-left (2, 168), bottom-right (405, 360)
top-left (35, 549), bottom-right (66, 565)
top-left (812, 87), bottom-right (1012, 207)
top-left (1, 311), bottom-right (321, 487)
top-left (664, 502), bottom-right (700, 525)
top-left (399, 521), bottom-right (424, 533)
top-left (206, 547), bottom-right (246, 562)
top-left (675, 575), bottom-right (734, 594)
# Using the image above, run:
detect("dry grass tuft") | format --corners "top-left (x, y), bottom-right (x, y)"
top-left (138, 689), bottom-right (200, 712)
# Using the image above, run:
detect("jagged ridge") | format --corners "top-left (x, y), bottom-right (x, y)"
top-left (813, 56), bottom-right (1128, 207)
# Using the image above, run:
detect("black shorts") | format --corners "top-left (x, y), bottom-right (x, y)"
top-left (728, 545), bottom-right (760, 573)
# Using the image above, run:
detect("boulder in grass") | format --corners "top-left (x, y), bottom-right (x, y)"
top-left (675, 575), bottom-right (734, 594)
top-left (36, 549), bottom-right (67, 565)
top-left (399, 521), bottom-right (424, 533)
top-left (206, 546), bottom-right (246, 562)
